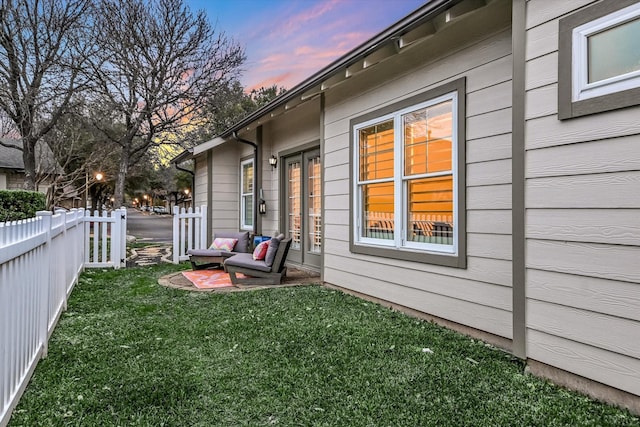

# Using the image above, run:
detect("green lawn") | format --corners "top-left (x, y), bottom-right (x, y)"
top-left (9, 264), bottom-right (640, 426)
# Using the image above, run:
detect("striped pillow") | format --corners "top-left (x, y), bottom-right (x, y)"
top-left (209, 237), bottom-right (238, 252)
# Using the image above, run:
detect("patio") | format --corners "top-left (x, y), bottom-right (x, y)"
top-left (159, 265), bottom-right (320, 292)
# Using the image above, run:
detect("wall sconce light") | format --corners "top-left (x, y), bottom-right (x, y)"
top-left (269, 155), bottom-right (278, 168)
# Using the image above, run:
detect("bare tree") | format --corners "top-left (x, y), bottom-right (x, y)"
top-left (0, 109), bottom-right (17, 137)
top-left (42, 99), bottom-right (116, 209)
top-left (91, 0), bottom-right (245, 207)
top-left (0, 0), bottom-right (92, 190)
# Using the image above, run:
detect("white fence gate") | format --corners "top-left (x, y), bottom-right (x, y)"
top-left (172, 205), bottom-right (207, 264)
top-left (0, 208), bottom-right (127, 427)
top-left (84, 209), bottom-right (127, 269)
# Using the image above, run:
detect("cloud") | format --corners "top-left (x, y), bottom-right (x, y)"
top-left (237, 0), bottom-right (425, 90)
top-left (268, 0), bottom-right (340, 40)
top-left (246, 72), bottom-right (294, 92)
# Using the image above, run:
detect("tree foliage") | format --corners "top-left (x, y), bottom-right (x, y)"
top-left (41, 96), bottom-right (119, 209)
top-left (195, 82), bottom-right (285, 140)
top-left (0, 189), bottom-right (45, 221)
top-left (90, 0), bottom-right (245, 206)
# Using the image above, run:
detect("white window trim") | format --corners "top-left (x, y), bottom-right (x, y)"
top-left (572, 2), bottom-right (640, 102)
top-left (353, 91), bottom-right (458, 256)
top-left (240, 158), bottom-right (254, 230)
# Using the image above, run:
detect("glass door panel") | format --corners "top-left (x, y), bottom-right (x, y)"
top-left (282, 148), bottom-right (321, 269)
top-left (307, 153), bottom-right (322, 255)
top-left (287, 160), bottom-right (302, 252)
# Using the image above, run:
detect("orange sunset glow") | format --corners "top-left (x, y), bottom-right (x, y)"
top-left (185, 0), bottom-right (426, 91)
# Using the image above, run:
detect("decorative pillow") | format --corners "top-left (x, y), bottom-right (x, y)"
top-left (264, 236), bottom-right (281, 267)
top-left (209, 237), bottom-right (238, 252)
top-left (252, 240), bottom-right (269, 260)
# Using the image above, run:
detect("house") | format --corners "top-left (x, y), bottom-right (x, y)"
top-left (0, 139), bottom-right (59, 193)
top-left (174, 0), bottom-right (640, 413)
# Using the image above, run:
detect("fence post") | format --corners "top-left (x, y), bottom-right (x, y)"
top-left (186, 206), bottom-right (193, 254)
top-left (199, 205), bottom-right (207, 250)
top-left (55, 209), bottom-right (69, 311)
top-left (119, 208), bottom-right (127, 268)
top-left (84, 209), bottom-right (90, 267)
top-left (111, 209), bottom-right (121, 270)
top-left (35, 211), bottom-right (52, 358)
top-left (172, 206), bottom-right (180, 264)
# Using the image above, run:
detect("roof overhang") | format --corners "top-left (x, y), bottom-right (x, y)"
top-left (171, 148), bottom-right (194, 164)
top-left (193, 136), bottom-right (228, 156)
top-left (219, 0), bottom-right (471, 138)
top-left (182, 0), bottom-right (502, 156)
top-left (171, 136), bottom-right (230, 163)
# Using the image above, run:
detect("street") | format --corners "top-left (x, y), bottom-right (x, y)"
top-left (126, 208), bottom-right (173, 243)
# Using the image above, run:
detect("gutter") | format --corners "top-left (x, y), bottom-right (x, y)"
top-left (232, 131), bottom-right (259, 235)
top-left (172, 148), bottom-right (195, 208)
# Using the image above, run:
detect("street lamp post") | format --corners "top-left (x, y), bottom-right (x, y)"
top-left (184, 188), bottom-right (190, 208)
top-left (85, 172), bottom-right (104, 209)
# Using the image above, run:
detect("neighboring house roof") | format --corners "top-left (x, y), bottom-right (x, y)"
top-left (0, 139), bottom-right (25, 169)
top-left (0, 138), bottom-right (60, 173)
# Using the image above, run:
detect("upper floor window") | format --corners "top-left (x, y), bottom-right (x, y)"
top-left (559, 1), bottom-right (640, 119)
top-left (350, 78), bottom-right (466, 268)
top-left (240, 158), bottom-right (253, 230)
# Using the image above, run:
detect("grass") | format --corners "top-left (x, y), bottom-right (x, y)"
top-left (9, 264), bottom-right (640, 427)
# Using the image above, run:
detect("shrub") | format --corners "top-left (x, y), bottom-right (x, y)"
top-left (0, 190), bottom-right (46, 222)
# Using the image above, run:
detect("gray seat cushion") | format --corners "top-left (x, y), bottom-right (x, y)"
top-left (187, 249), bottom-right (234, 257)
top-left (223, 253), bottom-right (272, 273)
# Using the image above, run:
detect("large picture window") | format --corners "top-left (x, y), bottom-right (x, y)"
top-left (240, 158), bottom-right (254, 230)
top-left (350, 79), bottom-right (466, 268)
top-left (559, 0), bottom-right (640, 119)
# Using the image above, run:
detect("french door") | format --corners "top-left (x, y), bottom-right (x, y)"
top-left (283, 149), bottom-right (321, 269)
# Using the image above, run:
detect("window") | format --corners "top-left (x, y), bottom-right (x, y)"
top-left (350, 78), bottom-right (466, 268)
top-left (559, 0), bottom-right (640, 119)
top-left (240, 158), bottom-right (253, 230)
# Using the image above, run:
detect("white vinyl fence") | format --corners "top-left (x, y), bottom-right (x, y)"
top-left (172, 205), bottom-right (207, 264)
top-left (0, 208), bottom-right (127, 427)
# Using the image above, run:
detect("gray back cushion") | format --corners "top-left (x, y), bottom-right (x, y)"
top-left (264, 235), bottom-right (282, 267)
top-left (214, 231), bottom-right (250, 253)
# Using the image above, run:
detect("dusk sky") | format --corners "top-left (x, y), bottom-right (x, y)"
top-left (184, 0), bottom-right (427, 92)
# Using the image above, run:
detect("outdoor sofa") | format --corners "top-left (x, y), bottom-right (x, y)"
top-left (186, 231), bottom-right (250, 270)
top-left (224, 234), bottom-right (292, 285)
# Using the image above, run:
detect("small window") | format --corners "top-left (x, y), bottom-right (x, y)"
top-left (559, 1), bottom-right (640, 119)
top-left (240, 158), bottom-right (253, 230)
top-left (350, 78), bottom-right (466, 268)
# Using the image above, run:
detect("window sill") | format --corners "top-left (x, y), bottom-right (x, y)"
top-left (350, 241), bottom-right (466, 269)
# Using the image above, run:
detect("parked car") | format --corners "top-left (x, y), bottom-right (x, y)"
top-left (152, 206), bottom-right (167, 214)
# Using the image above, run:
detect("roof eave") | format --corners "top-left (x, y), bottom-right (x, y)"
top-left (219, 0), bottom-right (459, 138)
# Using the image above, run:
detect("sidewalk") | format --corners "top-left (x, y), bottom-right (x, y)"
top-left (126, 243), bottom-right (172, 267)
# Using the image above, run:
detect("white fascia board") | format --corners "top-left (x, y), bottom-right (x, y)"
top-left (193, 136), bottom-right (229, 155)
